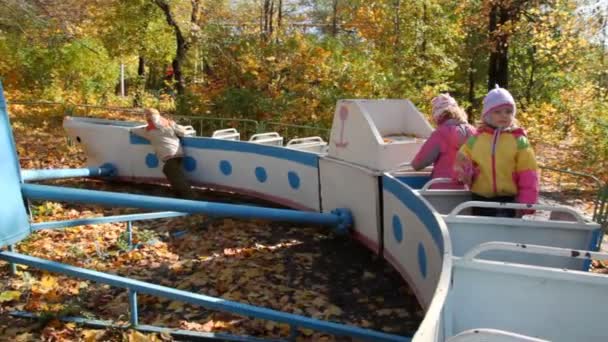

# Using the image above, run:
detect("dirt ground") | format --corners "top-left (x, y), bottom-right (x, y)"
top-left (0, 179), bottom-right (422, 341)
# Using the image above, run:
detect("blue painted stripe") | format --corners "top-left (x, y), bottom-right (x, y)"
top-left (31, 212), bottom-right (188, 231)
top-left (383, 175), bottom-right (444, 254)
top-left (130, 133), bottom-right (151, 145)
top-left (185, 137), bottom-right (318, 167)
top-left (587, 228), bottom-right (603, 252)
top-left (583, 228), bottom-right (603, 271)
top-left (0, 251), bottom-right (411, 342)
top-left (129, 133), bottom-right (318, 167)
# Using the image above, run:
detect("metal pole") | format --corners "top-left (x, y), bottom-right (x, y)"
top-left (128, 289), bottom-right (138, 326)
top-left (289, 325), bottom-right (299, 341)
top-left (127, 221), bottom-right (133, 250)
top-left (21, 166), bottom-right (116, 182)
top-left (31, 211), bottom-right (187, 231)
top-left (21, 184), bottom-right (352, 231)
top-left (7, 245), bottom-right (16, 275)
top-left (120, 64), bottom-right (125, 97)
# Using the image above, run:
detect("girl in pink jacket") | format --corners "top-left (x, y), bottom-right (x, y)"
top-left (411, 94), bottom-right (476, 189)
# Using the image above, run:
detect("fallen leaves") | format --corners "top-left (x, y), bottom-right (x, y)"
top-left (0, 290), bottom-right (21, 303)
top-left (1, 104), bottom-right (423, 341)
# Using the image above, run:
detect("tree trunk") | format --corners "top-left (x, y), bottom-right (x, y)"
top-left (393, 0), bottom-right (400, 50)
top-left (134, 56), bottom-right (146, 107)
top-left (154, 0), bottom-right (201, 95)
top-left (262, 0), bottom-right (275, 41)
top-left (278, 0), bottom-right (282, 29)
top-left (421, 1), bottom-right (427, 54)
top-left (269, 0), bottom-right (274, 38)
top-left (487, 2), bottom-right (510, 90)
top-left (467, 58), bottom-right (475, 123)
top-left (138, 56), bottom-right (145, 76)
top-left (332, 0), bottom-right (338, 37)
top-left (524, 46), bottom-right (536, 105)
top-left (600, 6), bottom-right (607, 97)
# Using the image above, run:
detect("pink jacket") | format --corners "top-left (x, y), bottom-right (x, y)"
top-left (412, 119), bottom-right (476, 189)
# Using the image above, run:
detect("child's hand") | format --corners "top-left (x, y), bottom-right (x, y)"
top-left (454, 154), bottom-right (478, 187)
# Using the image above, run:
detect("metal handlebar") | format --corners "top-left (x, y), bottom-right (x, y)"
top-left (286, 136), bottom-right (325, 146)
top-left (448, 201), bottom-right (586, 223)
top-left (421, 178), bottom-right (457, 191)
top-left (463, 241), bottom-right (608, 262)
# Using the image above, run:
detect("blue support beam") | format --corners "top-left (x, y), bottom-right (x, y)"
top-left (31, 211), bottom-right (188, 231)
top-left (21, 166), bottom-right (116, 182)
top-left (22, 184), bottom-right (352, 230)
top-left (10, 311), bottom-right (282, 342)
top-left (128, 289), bottom-right (138, 326)
top-left (0, 251), bottom-right (410, 342)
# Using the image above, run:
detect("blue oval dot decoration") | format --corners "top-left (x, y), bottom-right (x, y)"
top-left (418, 243), bottom-right (427, 279)
top-left (145, 153), bottom-right (159, 168)
top-left (182, 156), bottom-right (197, 172)
top-left (219, 160), bottom-right (232, 175)
top-left (392, 215), bottom-right (403, 243)
top-left (255, 167), bottom-right (267, 183)
top-left (288, 171), bottom-right (300, 189)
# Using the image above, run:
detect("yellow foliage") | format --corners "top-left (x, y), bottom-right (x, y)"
top-left (0, 290), bottom-right (21, 303)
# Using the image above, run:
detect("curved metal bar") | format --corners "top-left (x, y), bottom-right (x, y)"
top-left (463, 241), bottom-right (608, 262)
top-left (420, 178), bottom-right (456, 191)
top-left (21, 183), bottom-right (352, 229)
top-left (448, 201), bottom-right (585, 223)
top-left (447, 328), bottom-right (549, 342)
top-left (31, 211), bottom-right (187, 231)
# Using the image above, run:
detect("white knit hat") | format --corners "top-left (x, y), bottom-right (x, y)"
top-left (431, 93), bottom-right (458, 120)
top-left (482, 85), bottom-right (516, 122)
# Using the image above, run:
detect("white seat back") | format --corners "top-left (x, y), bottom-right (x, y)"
top-left (286, 136), bottom-right (328, 153)
top-left (249, 132), bottom-right (283, 146)
top-left (211, 128), bottom-right (240, 141)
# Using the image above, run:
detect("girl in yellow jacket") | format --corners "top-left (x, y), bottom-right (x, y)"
top-left (454, 86), bottom-right (538, 217)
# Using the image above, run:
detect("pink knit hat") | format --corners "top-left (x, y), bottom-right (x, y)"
top-left (431, 93), bottom-right (458, 120)
top-left (482, 85), bottom-right (516, 122)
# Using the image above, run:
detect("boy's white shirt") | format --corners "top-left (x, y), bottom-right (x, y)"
top-left (131, 119), bottom-right (183, 162)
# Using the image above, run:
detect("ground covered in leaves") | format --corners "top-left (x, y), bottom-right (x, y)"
top-left (0, 106), bottom-right (423, 340)
top-left (2, 104), bottom-right (606, 341)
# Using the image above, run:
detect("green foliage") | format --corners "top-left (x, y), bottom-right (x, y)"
top-left (0, 34), bottom-right (117, 102)
top-left (0, 0), bottom-right (606, 178)
top-left (116, 227), bottom-right (159, 252)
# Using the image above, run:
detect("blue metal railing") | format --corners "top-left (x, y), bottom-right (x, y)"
top-left (1, 251), bottom-right (410, 342)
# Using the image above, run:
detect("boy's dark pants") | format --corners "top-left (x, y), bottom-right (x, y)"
top-left (163, 157), bottom-right (194, 199)
top-left (471, 193), bottom-right (516, 218)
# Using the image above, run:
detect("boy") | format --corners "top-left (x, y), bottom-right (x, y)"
top-left (131, 108), bottom-right (194, 199)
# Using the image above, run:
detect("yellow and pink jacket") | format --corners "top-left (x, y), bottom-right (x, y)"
top-left (454, 125), bottom-right (538, 204)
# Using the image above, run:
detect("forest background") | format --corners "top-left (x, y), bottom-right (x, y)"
top-left (0, 0), bottom-right (607, 180)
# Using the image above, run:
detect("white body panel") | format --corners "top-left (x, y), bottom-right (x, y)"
top-left (382, 175), bottom-right (450, 310)
top-left (447, 258), bottom-right (608, 342)
top-left (319, 157), bottom-right (381, 253)
top-left (64, 117), bottom-right (321, 211)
